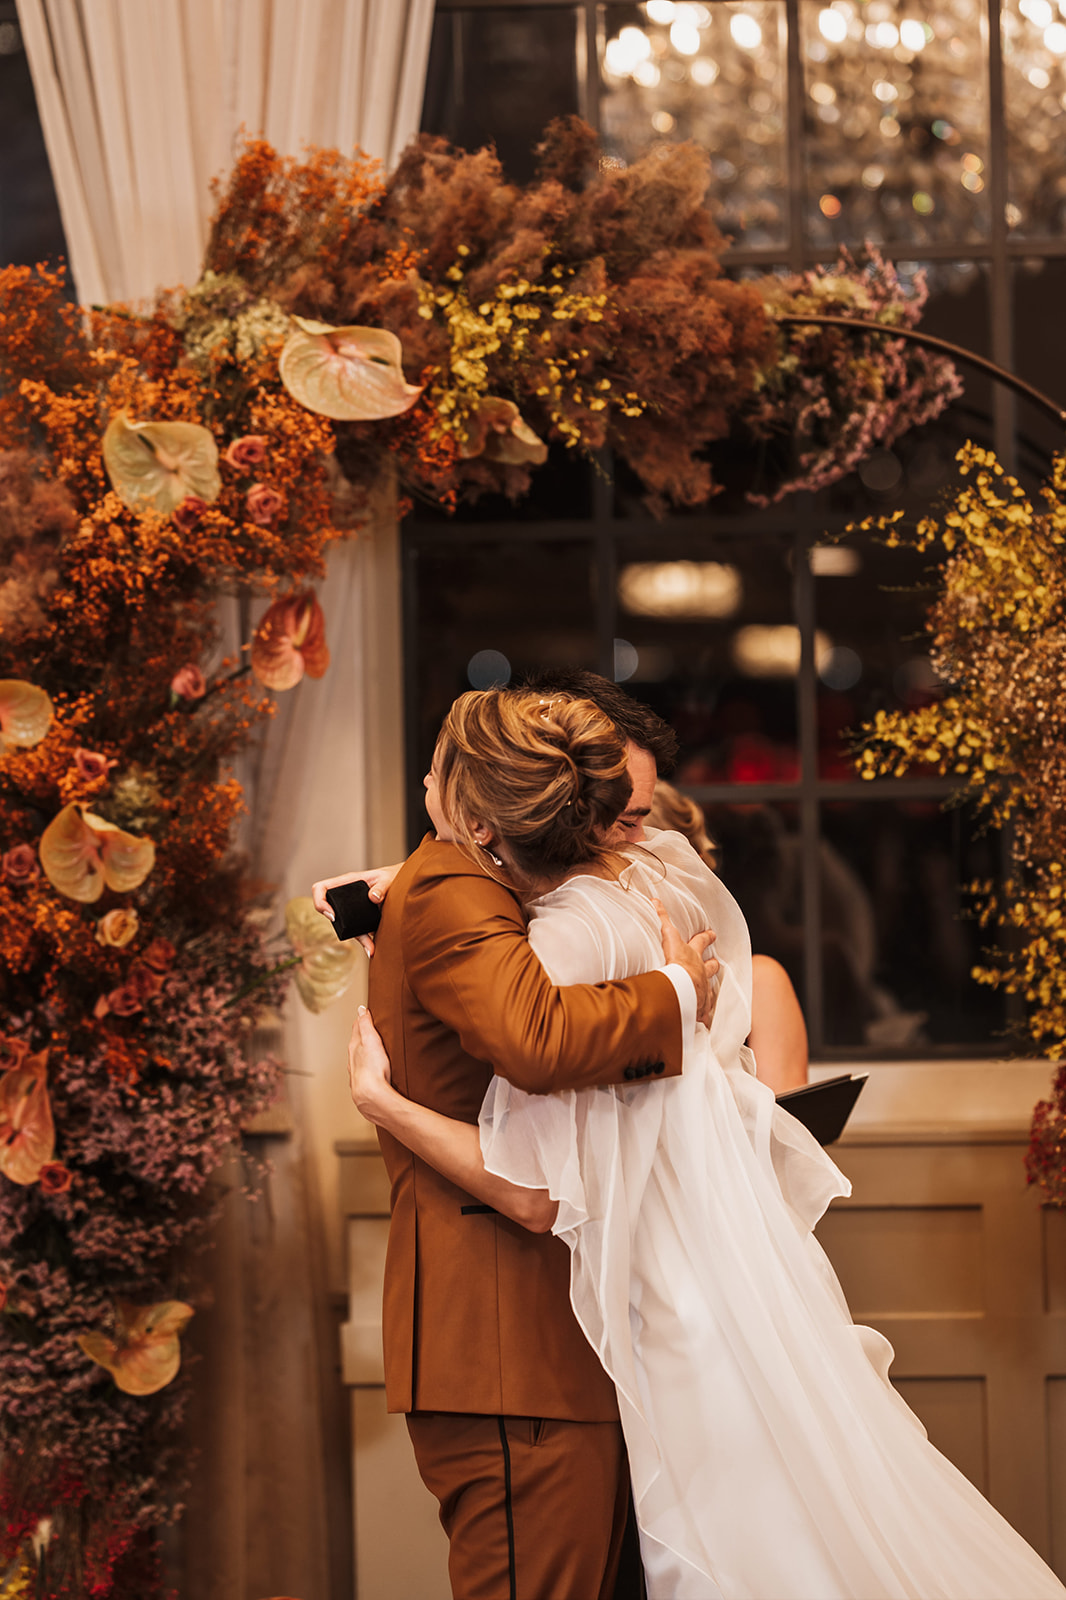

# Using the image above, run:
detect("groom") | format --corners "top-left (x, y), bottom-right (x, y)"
top-left (358, 743), bottom-right (710, 1600)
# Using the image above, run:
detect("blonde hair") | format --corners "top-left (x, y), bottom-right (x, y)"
top-left (434, 689), bottom-right (632, 885)
top-left (647, 779), bottom-right (718, 869)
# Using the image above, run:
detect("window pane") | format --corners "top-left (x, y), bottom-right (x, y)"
top-left (616, 534), bottom-right (800, 785)
top-left (0, 16), bottom-right (66, 267)
top-left (1013, 257), bottom-right (1066, 487)
top-left (1002, 0), bottom-right (1066, 238)
top-left (408, 537), bottom-right (597, 840)
top-left (800, 0), bottom-right (989, 247)
top-left (812, 538), bottom-right (945, 782)
top-left (599, 1), bottom-right (789, 250)
top-left (817, 800), bottom-right (1009, 1050)
top-left (421, 8), bottom-right (581, 184)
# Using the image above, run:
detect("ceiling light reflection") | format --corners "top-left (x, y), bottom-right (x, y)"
top-left (732, 626), bottom-right (833, 678)
top-left (618, 561), bottom-right (743, 619)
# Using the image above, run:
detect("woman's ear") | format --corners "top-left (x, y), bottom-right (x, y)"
top-left (471, 822), bottom-right (495, 846)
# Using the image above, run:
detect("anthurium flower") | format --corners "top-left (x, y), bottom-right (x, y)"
top-left (39, 804), bottom-right (155, 903)
top-left (0, 1049), bottom-right (54, 1186)
top-left (102, 412), bottom-right (221, 515)
top-left (279, 317), bottom-right (423, 420)
top-left (460, 398), bottom-right (548, 466)
top-left (78, 1299), bottom-right (194, 1395)
top-left (251, 590), bottom-right (330, 691)
top-left (0, 680), bottom-right (54, 751)
top-left (284, 896), bottom-right (358, 1012)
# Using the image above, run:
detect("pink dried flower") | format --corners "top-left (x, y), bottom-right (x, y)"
top-left (38, 1162), bottom-right (72, 1195)
top-left (2, 844), bottom-right (39, 886)
top-left (74, 748), bottom-right (116, 782)
top-left (172, 494), bottom-right (207, 532)
top-left (170, 664), bottom-right (207, 700)
top-left (245, 483), bottom-right (285, 525)
top-left (224, 434), bottom-right (268, 470)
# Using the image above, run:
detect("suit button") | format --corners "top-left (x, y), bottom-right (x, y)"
top-left (653, 1062), bottom-right (664, 1075)
top-left (623, 1066), bottom-right (636, 1081)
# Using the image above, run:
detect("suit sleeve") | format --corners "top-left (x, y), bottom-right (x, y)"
top-left (401, 867), bottom-right (685, 1094)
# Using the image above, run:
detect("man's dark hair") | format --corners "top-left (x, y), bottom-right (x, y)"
top-left (522, 668), bottom-right (679, 775)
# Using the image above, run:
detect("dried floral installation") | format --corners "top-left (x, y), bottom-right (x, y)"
top-left (853, 443), bottom-right (1066, 1203)
top-left (0, 121), bottom-right (959, 1596)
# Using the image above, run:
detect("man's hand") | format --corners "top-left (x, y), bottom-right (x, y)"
top-left (347, 1006), bottom-right (396, 1124)
top-left (654, 899), bottom-right (718, 1028)
top-left (311, 862), bottom-right (403, 955)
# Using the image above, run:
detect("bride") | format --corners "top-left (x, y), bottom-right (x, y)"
top-left (342, 687), bottom-right (1065, 1600)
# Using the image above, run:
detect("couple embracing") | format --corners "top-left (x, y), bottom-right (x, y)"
top-left (317, 674), bottom-right (1063, 1600)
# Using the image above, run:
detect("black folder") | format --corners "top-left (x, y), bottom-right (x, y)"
top-left (776, 1073), bottom-right (868, 1146)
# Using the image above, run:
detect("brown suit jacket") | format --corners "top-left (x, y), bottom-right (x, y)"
top-left (368, 835), bottom-right (685, 1421)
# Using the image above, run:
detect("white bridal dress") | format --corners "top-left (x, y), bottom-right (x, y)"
top-left (479, 830), bottom-right (1066, 1600)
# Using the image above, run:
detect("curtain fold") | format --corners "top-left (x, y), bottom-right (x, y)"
top-left (18, 0), bottom-right (435, 306)
top-left (17, 4), bottom-right (430, 1593)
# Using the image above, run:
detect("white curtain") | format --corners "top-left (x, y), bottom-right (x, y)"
top-left (18, 4), bottom-right (430, 1594)
top-left (17, 0), bottom-right (435, 306)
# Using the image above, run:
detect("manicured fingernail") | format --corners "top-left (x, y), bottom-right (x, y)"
top-left (358, 1005), bottom-right (367, 1016)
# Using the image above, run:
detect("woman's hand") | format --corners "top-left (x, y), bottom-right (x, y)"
top-left (654, 900), bottom-right (719, 1028)
top-left (347, 1006), bottom-right (397, 1125)
top-left (312, 862), bottom-right (403, 955)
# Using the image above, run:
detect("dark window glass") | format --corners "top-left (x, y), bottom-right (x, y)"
top-left (421, 8), bottom-right (583, 183)
top-left (817, 800), bottom-right (1009, 1052)
top-left (0, 9), bottom-right (67, 268)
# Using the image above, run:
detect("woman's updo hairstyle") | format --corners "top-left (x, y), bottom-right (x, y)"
top-left (434, 689), bottom-right (632, 885)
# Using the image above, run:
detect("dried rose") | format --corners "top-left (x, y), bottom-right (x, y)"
top-left (172, 495), bottom-right (207, 532)
top-left (74, 748), bottom-right (116, 783)
top-left (97, 985), bottom-right (141, 1019)
top-left (95, 908), bottom-right (139, 948)
top-left (39, 804), bottom-right (155, 902)
top-left (38, 1162), bottom-right (72, 1195)
top-left (3, 844), bottom-right (39, 885)
top-left (102, 414), bottom-right (221, 515)
top-left (245, 483), bottom-right (286, 525)
top-left (251, 590), bottom-right (330, 691)
top-left (224, 434), bottom-right (268, 470)
top-left (170, 664), bottom-right (207, 700)
top-left (141, 937), bottom-right (175, 972)
top-left (0, 680), bottom-right (53, 751)
top-left (78, 1299), bottom-right (194, 1395)
top-left (126, 962), bottom-right (164, 1002)
top-left (279, 318), bottom-right (423, 420)
top-left (0, 1049), bottom-right (54, 1185)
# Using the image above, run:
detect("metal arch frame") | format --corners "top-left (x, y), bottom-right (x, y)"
top-left (774, 314), bottom-right (1066, 429)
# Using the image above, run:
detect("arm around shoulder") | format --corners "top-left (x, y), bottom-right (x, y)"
top-left (401, 864), bottom-right (685, 1094)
